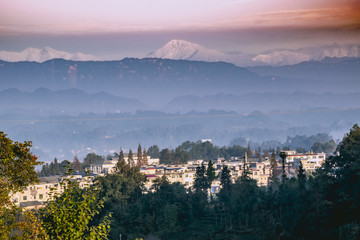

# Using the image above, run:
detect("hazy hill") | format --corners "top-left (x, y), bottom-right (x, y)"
top-left (0, 88), bottom-right (146, 114)
top-left (162, 92), bottom-right (360, 113)
top-left (248, 57), bottom-right (360, 84)
top-left (1, 57), bottom-right (359, 105)
top-left (0, 58), bottom-right (261, 104)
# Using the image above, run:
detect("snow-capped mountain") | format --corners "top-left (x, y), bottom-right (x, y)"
top-left (0, 47), bottom-right (97, 62)
top-left (150, 40), bottom-right (360, 67)
top-left (252, 44), bottom-right (360, 66)
top-left (311, 44), bottom-right (360, 60)
top-left (252, 50), bottom-right (310, 66)
top-left (148, 39), bottom-right (253, 66)
top-left (148, 39), bottom-right (228, 62)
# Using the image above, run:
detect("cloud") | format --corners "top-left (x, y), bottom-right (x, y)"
top-left (238, 6), bottom-right (360, 28)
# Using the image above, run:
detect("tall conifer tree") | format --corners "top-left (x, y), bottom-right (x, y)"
top-left (137, 144), bottom-right (143, 167)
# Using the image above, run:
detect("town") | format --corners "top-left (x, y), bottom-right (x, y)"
top-left (12, 148), bottom-right (327, 210)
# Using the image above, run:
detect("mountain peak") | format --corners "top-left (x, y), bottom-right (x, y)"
top-left (0, 47), bottom-right (97, 62)
top-left (150, 39), bottom-right (202, 60)
top-left (149, 39), bottom-right (230, 63)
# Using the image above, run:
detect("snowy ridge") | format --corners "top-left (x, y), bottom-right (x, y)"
top-left (149, 39), bottom-right (229, 62)
top-left (0, 47), bottom-right (97, 62)
top-left (252, 44), bottom-right (360, 66)
top-left (150, 40), bottom-right (360, 66)
top-left (252, 50), bottom-right (310, 66)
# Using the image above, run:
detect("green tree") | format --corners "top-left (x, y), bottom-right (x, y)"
top-left (219, 165), bottom-right (232, 198)
top-left (53, 158), bottom-right (60, 175)
top-left (142, 148), bottom-right (148, 166)
top-left (269, 151), bottom-right (279, 187)
top-left (59, 160), bottom-right (70, 175)
top-left (159, 148), bottom-right (175, 165)
top-left (137, 144), bottom-right (143, 167)
top-left (95, 158), bottom-right (146, 239)
top-left (323, 124), bottom-right (360, 229)
top-left (206, 160), bottom-right (216, 187)
top-left (174, 146), bottom-right (190, 164)
top-left (193, 164), bottom-right (209, 194)
top-left (247, 144), bottom-right (252, 159)
top-left (119, 148), bottom-right (125, 162)
top-left (279, 151), bottom-right (287, 183)
top-left (0, 131), bottom-right (43, 238)
top-left (41, 174), bottom-right (111, 239)
top-left (128, 149), bottom-right (135, 167)
top-left (83, 153), bottom-right (104, 172)
top-left (147, 145), bottom-right (160, 158)
top-left (72, 155), bottom-right (82, 173)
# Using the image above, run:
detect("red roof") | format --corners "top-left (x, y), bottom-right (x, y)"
top-left (146, 174), bottom-right (159, 178)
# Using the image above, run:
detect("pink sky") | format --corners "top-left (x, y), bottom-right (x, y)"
top-left (1, 0), bottom-right (359, 58)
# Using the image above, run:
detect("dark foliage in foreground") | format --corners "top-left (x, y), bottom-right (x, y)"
top-left (92, 124), bottom-right (360, 240)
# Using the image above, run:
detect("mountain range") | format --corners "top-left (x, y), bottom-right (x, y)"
top-left (1, 40), bottom-right (359, 66)
top-left (0, 47), bottom-right (96, 62)
top-left (148, 40), bottom-right (360, 66)
top-left (2, 88), bottom-right (360, 115)
top-left (1, 57), bottom-right (359, 106)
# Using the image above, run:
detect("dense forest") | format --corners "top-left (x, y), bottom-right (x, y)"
top-left (1, 124), bottom-right (359, 239)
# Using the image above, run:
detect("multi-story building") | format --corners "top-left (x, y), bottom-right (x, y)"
top-left (89, 156), bottom-right (160, 175)
top-left (285, 151), bottom-right (326, 172)
top-left (11, 175), bottom-right (93, 210)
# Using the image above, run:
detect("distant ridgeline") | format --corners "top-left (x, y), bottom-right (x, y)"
top-left (0, 57), bottom-right (359, 103)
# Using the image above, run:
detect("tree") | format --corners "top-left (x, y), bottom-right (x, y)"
top-left (240, 152), bottom-right (251, 183)
top-left (297, 161), bottom-right (306, 191)
top-left (128, 149), bottom-right (135, 167)
top-left (159, 148), bottom-right (175, 165)
top-left (137, 144), bottom-right (143, 167)
top-left (53, 158), bottom-right (60, 175)
top-left (322, 124), bottom-right (360, 225)
top-left (142, 148), bottom-right (148, 166)
top-left (119, 148), bottom-right (125, 162)
top-left (72, 155), bottom-right (82, 173)
top-left (269, 151), bottom-right (279, 187)
top-left (219, 165), bottom-right (232, 195)
top-left (174, 146), bottom-right (190, 164)
top-left (95, 159), bottom-right (146, 239)
top-left (59, 160), bottom-right (70, 175)
top-left (206, 160), bottom-right (216, 187)
top-left (41, 174), bottom-right (111, 239)
top-left (193, 164), bottom-right (209, 194)
top-left (279, 151), bottom-right (287, 182)
top-left (83, 153), bottom-right (104, 172)
top-left (0, 131), bottom-right (43, 238)
top-left (247, 144), bottom-right (252, 159)
top-left (147, 145), bottom-right (160, 158)
top-left (40, 163), bottom-right (50, 177)
top-left (264, 150), bottom-right (270, 159)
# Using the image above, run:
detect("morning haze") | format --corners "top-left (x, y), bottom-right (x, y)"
top-left (0, 0), bottom-right (359, 159)
top-left (2, 1), bottom-right (360, 239)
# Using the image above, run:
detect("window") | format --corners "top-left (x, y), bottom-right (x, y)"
top-left (23, 196), bottom-right (27, 201)
top-left (39, 194), bottom-right (43, 200)
top-left (34, 195), bottom-right (36, 199)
